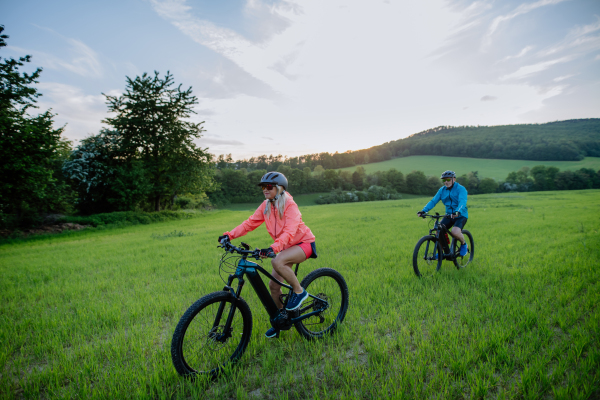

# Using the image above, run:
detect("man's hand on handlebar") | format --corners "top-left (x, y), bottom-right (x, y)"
top-left (417, 211), bottom-right (426, 218)
top-left (450, 212), bottom-right (460, 219)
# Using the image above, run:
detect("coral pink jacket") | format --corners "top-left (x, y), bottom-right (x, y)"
top-left (225, 194), bottom-right (315, 253)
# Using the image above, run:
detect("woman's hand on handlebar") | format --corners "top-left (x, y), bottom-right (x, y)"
top-left (218, 234), bottom-right (230, 244)
top-left (259, 247), bottom-right (275, 259)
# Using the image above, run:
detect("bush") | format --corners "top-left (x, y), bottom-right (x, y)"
top-left (59, 210), bottom-right (194, 227)
top-left (315, 186), bottom-right (401, 205)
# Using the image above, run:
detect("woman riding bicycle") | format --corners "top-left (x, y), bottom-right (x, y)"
top-left (417, 170), bottom-right (469, 257)
top-left (219, 172), bottom-right (317, 338)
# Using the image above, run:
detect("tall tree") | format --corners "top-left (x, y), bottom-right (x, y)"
top-left (103, 71), bottom-right (213, 211)
top-left (0, 26), bottom-right (71, 227)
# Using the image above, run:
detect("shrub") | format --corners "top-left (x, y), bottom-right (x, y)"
top-left (315, 186), bottom-right (401, 205)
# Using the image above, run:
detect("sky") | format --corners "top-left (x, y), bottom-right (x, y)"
top-left (3, 0), bottom-right (600, 160)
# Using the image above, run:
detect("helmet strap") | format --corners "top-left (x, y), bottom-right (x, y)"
top-left (270, 189), bottom-right (285, 202)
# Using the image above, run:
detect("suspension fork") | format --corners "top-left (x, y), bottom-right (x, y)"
top-left (212, 274), bottom-right (244, 334)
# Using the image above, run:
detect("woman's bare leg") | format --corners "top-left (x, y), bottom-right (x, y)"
top-left (268, 245), bottom-right (307, 308)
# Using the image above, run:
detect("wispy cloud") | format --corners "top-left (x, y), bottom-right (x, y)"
top-left (149, 0), bottom-right (304, 99)
top-left (539, 16), bottom-right (600, 57)
top-left (9, 40), bottom-right (103, 78)
top-left (36, 82), bottom-right (113, 140)
top-left (200, 137), bottom-right (244, 146)
top-left (501, 46), bottom-right (533, 62)
top-left (25, 25), bottom-right (104, 78)
top-left (499, 56), bottom-right (572, 80)
top-left (553, 74), bottom-right (575, 82)
top-left (482, 0), bottom-right (569, 50)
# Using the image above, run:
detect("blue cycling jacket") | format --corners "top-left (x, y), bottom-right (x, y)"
top-left (421, 182), bottom-right (468, 218)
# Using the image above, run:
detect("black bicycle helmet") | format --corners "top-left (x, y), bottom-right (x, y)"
top-left (441, 170), bottom-right (456, 179)
top-left (258, 172), bottom-right (288, 190)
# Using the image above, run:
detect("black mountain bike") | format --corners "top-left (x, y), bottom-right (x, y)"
top-left (413, 213), bottom-right (474, 277)
top-left (171, 240), bottom-right (349, 379)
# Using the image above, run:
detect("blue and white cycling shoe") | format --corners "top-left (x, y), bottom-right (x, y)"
top-left (286, 289), bottom-right (309, 311)
top-left (459, 244), bottom-right (468, 257)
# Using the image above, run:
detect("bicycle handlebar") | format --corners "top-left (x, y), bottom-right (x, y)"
top-left (418, 213), bottom-right (455, 219)
top-left (218, 240), bottom-right (275, 259)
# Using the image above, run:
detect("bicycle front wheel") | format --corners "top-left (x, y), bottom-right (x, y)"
top-left (294, 268), bottom-right (349, 340)
top-left (171, 291), bottom-right (252, 379)
top-left (453, 229), bottom-right (474, 269)
top-left (413, 235), bottom-right (442, 277)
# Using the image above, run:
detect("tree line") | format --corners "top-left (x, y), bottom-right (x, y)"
top-left (210, 162), bottom-right (600, 205)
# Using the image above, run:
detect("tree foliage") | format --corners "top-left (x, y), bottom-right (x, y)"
top-left (0, 26), bottom-right (74, 228)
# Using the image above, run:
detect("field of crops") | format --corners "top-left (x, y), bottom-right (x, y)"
top-left (1, 190), bottom-right (599, 399)
top-left (337, 156), bottom-right (600, 180)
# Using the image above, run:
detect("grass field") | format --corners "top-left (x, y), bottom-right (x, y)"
top-left (1, 190), bottom-right (599, 399)
top-left (338, 156), bottom-right (600, 180)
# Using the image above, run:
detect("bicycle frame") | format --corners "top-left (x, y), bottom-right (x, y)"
top-left (426, 215), bottom-right (456, 261)
top-left (216, 251), bottom-right (330, 334)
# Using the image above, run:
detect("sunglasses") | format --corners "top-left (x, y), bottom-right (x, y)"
top-left (442, 178), bottom-right (453, 182)
top-left (260, 184), bottom-right (275, 191)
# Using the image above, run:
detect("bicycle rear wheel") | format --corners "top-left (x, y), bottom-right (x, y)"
top-left (294, 268), bottom-right (349, 340)
top-left (413, 235), bottom-right (442, 277)
top-left (452, 229), bottom-right (474, 269)
top-left (171, 291), bottom-right (252, 379)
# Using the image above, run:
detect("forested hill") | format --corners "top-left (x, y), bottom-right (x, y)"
top-left (381, 119), bottom-right (600, 162)
top-left (222, 119), bottom-right (600, 171)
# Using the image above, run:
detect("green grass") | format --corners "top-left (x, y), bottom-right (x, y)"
top-left (1, 191), bottom-right (599, 399)
top-left (338, 156), bottom-right (600, 180)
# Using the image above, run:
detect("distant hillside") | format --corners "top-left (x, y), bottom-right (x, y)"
top-left (222, 119), bottom-right (600, 172)
top-left (377, 119), bottom-right (600, 162)
top-left (337, 155), bottom-right (600, 180)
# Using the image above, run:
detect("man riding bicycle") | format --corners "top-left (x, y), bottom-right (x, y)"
top-left (417, 170), bottom-right (469, 257)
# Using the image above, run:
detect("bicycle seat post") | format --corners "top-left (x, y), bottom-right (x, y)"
top-left (294, 263), bottom-right (300, 276)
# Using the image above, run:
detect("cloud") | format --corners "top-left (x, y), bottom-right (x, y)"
top-left (149, 0), bottom-right (305, 99)
top-left (553, 74), bottom-right (575, 82)
top-left (482, 0), bottom-right (569, 50)
top-left (25, 25), bottom-right (104, 78)
top-left (499, 56), bottom-right (572, 80)
top-left (262, 136), bottom-right (274, 140)
top-left (480, 95), bottom-right (497, 101)
top-left (199, 137), bottom-right (244, 146)
top-left (35, 82), bottom-right (113, 141)
top-left (501, 46), bottom-right (533, 62)
top-left (539, 16), bottom-right (600, 57)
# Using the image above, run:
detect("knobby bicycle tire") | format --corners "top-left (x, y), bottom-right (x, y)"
top-left (171, 291), bottom-right (252, 379)
top-left (452, 229), bottom-right (474, 269)
top-left (294, 268), bottom-right (349, 340)
top-left (413, 235), bottom-right (443, 277)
